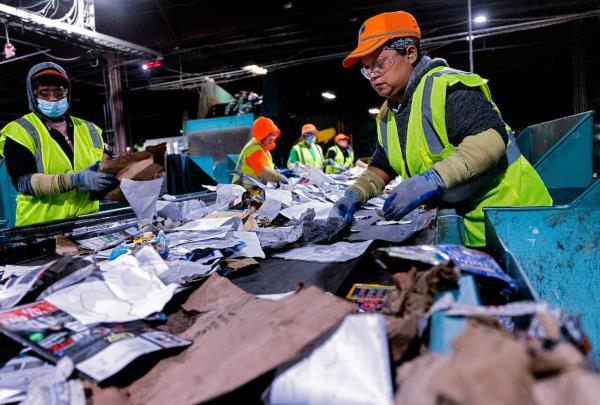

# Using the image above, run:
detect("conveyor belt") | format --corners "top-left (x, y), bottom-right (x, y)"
top-left (0, 191), bottom-right (216, 265)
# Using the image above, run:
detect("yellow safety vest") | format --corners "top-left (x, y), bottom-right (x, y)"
top-left (325, 145), bottom-right (354, 174)
top-left (292, 143), bottom-right (324, 169)
top-left (0, 112), bottom-right (104, 227)
top-left (377, 66), bottom-right (552, 246)
top-left (232, 138), bottom-right (274, 186)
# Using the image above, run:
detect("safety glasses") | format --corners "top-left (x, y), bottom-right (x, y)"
top-left (360, 53), bottom-right (401, 80)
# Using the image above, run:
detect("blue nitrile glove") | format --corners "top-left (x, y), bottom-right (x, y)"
top-left (279, 175), bottom-right (289, 185)
top-left (278, 168), bottom-right (298, 178)
top-left (327, 158), bottom-right (336, 166)
top-left (383, 169), bottom-right (445, 220)
top-left (71, 162), bottom-right (118, 192)
top-left (329, 190), bottom-right (363, 222)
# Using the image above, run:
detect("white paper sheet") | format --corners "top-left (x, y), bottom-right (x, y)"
top-left (1, 264), bottom-right (41, 282)
top-left (216, 184), bottom-right (246, 208)
top-left (0, 262), bottom-right (54, 309)
top-left (255, 199), bottom-right (282, 221)
top-left (231, 231), bottom-right (266, 259)
top-left (364, 196), bottom-right (385, 210)
top-left (46, 253), bottom-right (177, 325)
top-left (268, 314), bottom-right (393, 405)
top-left (121, 178), bottom-right (164, 221)
top-left (173, 216), bottom-right (242, 232)
top-left (265, 189), bottom-right (293, 207)
top-left (279, 201), bottom-right (333, 220)
top-left (273, 240), bottom-right (372, 263)
top-left (257, 291), bottom-right (296, 301)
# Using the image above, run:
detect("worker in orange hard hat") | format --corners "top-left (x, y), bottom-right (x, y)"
top-left (325, 134), bottom-right (354, 174)
top-left (287, 123), bottom-right (324, 170)
top-left (232, 116), bottom-right (288, 187)
top-left (330, 10), bottom-right (552, 247)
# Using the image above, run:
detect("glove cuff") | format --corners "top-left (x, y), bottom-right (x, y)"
top-left (424, 169), bottom-right (446, 191)
top-left (347, 169), bottom-right (386, 204)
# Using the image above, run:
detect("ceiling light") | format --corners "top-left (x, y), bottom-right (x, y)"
top-left (242, 64), bottom-right (267, 75)
top-left (321, 91), bottom-right (336, 100)
top-left (369, 108), bottom-right (380, 115)
top-left (473, 15), bottom-right (487, 24)
top-left (465, 34), bottom-right (475, 41)
top-left (283, 2), bottom-right (293, 10)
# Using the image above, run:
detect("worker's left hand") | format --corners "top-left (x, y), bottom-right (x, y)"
top-left (383, 169), bottom-right (445, 220)
top-left (279, 175), bottom-right (289, 185)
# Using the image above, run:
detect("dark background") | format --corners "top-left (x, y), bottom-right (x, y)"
top-left (0, 0), bottom-right (598, 166)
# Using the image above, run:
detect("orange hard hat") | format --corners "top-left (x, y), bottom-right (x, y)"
top-left (252, 116), bottom-right (280, 142)
top-left (334, 134), bottom-right (350, 143)
top-left (301, 123), bottom-right (318, 134)
top-left (343, 11), bottom-right (421, 69)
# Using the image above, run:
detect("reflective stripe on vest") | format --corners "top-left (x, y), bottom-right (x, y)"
top-left (84, 120), bottom-right (102, 149)
top-left (15, 117), bottom-right (45, 174)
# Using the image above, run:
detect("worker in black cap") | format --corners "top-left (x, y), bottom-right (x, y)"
top-left (0, 62), bottom-right (116, 226)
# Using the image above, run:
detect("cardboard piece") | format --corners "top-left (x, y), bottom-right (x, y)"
top-left (55, 236), bottom-right (83, 256)
top-left (395, 323), bottom-right (536, 405)
top-left (101, 144), bottom-right (166, 202)
top-left (125, 274), bottom-right (354, 404)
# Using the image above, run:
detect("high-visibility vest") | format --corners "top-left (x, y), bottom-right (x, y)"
top-left (232, 138), bottom-right (274, 186)
top-left (325, 145), bottom-right (354, 174)
top-left (0, 112), bottom-right (103, 226)
top-left (377, 66), bottom-right (552, 246)
top-left (292, 143), bottom-right (323, 169)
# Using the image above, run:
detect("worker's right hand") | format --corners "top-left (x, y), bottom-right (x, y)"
top-left (329, 191), bottom-right (362, 222)
top-left (71, 162), bottom-right (118, 192)
top-left (327, 158), bottom-right (336, 166)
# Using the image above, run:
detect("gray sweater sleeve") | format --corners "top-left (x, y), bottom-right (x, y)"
top-left (445, 86), bottom-right (508, 145)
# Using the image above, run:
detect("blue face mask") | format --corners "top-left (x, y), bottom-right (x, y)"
top-left (305, 136), bottom-right (316, 145)
top-left (37, 98), bottom-right (68, 118)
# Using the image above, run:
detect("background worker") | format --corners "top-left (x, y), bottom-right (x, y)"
top-left (287, 123), bottom-right (324, 170)
top-left (232, 116), bottom-right (288, 187)
top-left (0, 62), bottom-right (116, 227)
top-left (330, 11), bottom-right (552, 247)
top-left (325, 133), bottom-right (354, 174)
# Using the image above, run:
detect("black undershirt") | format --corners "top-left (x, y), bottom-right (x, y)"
top-left (327, 146), bottom-right (350, 161)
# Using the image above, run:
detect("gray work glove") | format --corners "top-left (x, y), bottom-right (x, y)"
top-left (329, 190), bottom-right (363, 222)
top-left (71, 162), bottom-right (117, 192)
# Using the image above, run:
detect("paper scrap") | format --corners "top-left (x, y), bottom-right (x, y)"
top-left (376, 219), bottom-right (412, 226)
top-left (255, 199), bottom-right (282, 221)
top-left (121, 178), bottom-right (164, 221)
top-left (268, 314), bottom-right (393, 405)
top-left (216, 184), bottom-right (246, 208)
top-left (231, 231), bottom-right (266, 259)
top-left (273, 240), bottom-right (372, 263)
top-left (0, 354), bottom-right (56, 404)
top-left (174, 216), bottom-right (242, 232)
top-left (279, 201), bottom-right (333, 221)
top-left (265, 189), bottom-right (293, 207)
top-left (46, 254), bottom-right (176, 325)
top-left (21, 357), bottom-right (84, 405)
top-left (257, 291), bottom-right (295, 301)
